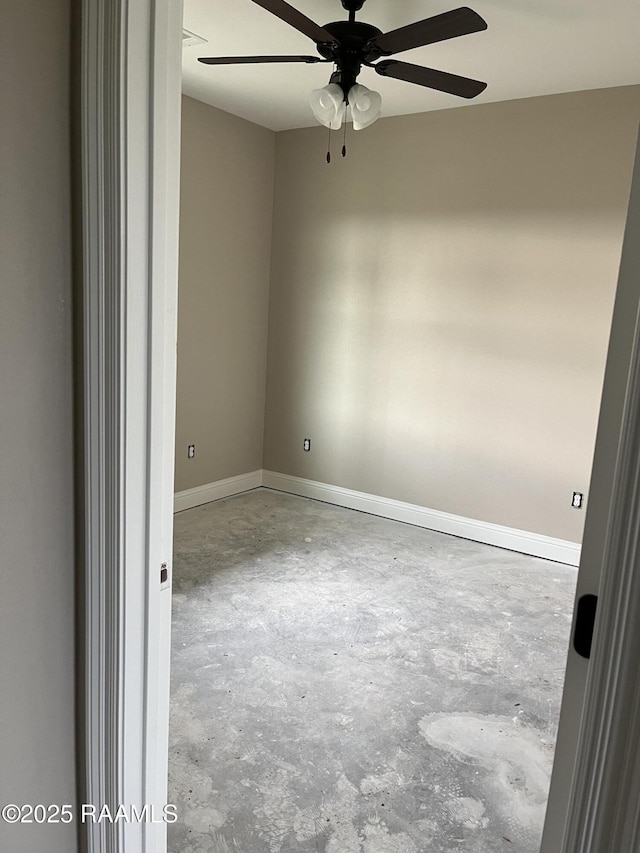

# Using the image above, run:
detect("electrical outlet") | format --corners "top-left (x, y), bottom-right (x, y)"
top-left (303, 438), bottom-right (311, 452)
top-left (572, 491), bottom-right (584, 509)
top-left (187, 444), bottom-right (195, 459)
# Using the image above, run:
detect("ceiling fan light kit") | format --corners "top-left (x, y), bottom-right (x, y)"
top-left (310, 83), bottom-right (347, 129)
top-left (348, 83), bottom-right (382, 130)
top-left (198, 0), bottom-right (488, 148)
top-left (310, 81), bottom-right (381, 130)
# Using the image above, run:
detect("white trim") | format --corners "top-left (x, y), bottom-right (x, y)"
top-left (79, 1), bottom-right (182, 852)
top-left (79, 2), bottom-right (127, 848)
top-left (174, 470), bottom-right (263, 512)
top-left (557, 128), bottom-right (640, 852)
top-left (261, 471), bottom-right (581, 566)
top-left (173, 469), bottom-right (580, 565)
top-left (141, 1), bottom-right (183, 851)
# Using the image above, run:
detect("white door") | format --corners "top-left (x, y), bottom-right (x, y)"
top-left (541, 126), bottom-right (640, 851)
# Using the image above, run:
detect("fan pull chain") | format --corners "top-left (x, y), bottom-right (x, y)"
top-left (326, 124), bottom-right (332, 164)
top-left (342, 107), bottom-right (348, 158)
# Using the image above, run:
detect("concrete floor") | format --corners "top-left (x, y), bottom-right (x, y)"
top-left (168, 489), bottom-right (576, 853)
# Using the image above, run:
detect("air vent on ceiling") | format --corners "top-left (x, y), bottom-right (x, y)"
top-left (182, 28), bottom-right (208, 48)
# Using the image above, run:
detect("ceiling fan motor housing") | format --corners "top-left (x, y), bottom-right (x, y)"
top-left (318, 20), bottom-right (382, 97)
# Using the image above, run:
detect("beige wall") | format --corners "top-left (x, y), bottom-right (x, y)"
top-left (0, 2), bottom-right (77, 851)
top-left (263, 86), bottom-right (640, 542)
top-left (175, 96), bottom-right (275, 492)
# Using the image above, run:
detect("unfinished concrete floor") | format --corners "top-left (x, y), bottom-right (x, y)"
top-left (168, 489), bottom-right (576, 853)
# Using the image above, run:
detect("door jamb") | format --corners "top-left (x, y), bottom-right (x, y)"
top-left (78, 1), bottom-right (182, 850)
top-left (551, 130), bottom-right (640, 853)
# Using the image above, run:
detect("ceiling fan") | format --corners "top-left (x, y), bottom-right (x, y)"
top-left (198, 0), bottom-right (488, 132)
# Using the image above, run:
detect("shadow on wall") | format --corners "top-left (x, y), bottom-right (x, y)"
top-left (264, 87), bottom-right (640, 541)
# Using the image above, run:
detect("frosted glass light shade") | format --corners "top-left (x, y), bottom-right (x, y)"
top-left (310, 83), bottom-right (346, 130)
top-left (349, 84), bottom-right (382, 130)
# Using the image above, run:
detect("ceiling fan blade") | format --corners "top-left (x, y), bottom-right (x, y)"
top-left (249, 0), bottom-right (338, 44)
top-left (198, 55), bottom-right (328, 65)
top-left (367, 7), bottom-right (487, 58)
top-left (375, 60), bottom-right (487, 99)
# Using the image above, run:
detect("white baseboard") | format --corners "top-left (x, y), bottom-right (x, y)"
top-left (174, 469), bottom-right (581, 565)
top-left (261, 470), bottom-right (581, 567)
top-left (174, 470), bottom-right (262, 513)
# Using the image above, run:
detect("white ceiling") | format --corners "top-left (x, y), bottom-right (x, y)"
top-left (182, 0), bottom-right (640, 131)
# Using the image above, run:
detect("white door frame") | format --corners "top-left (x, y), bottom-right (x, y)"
top-left (77, 1), bottom-right (640, 850)
top-left (78, 0), bottom-right (182, 851)
top-left (548, 131), bottom-right (640, 852)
